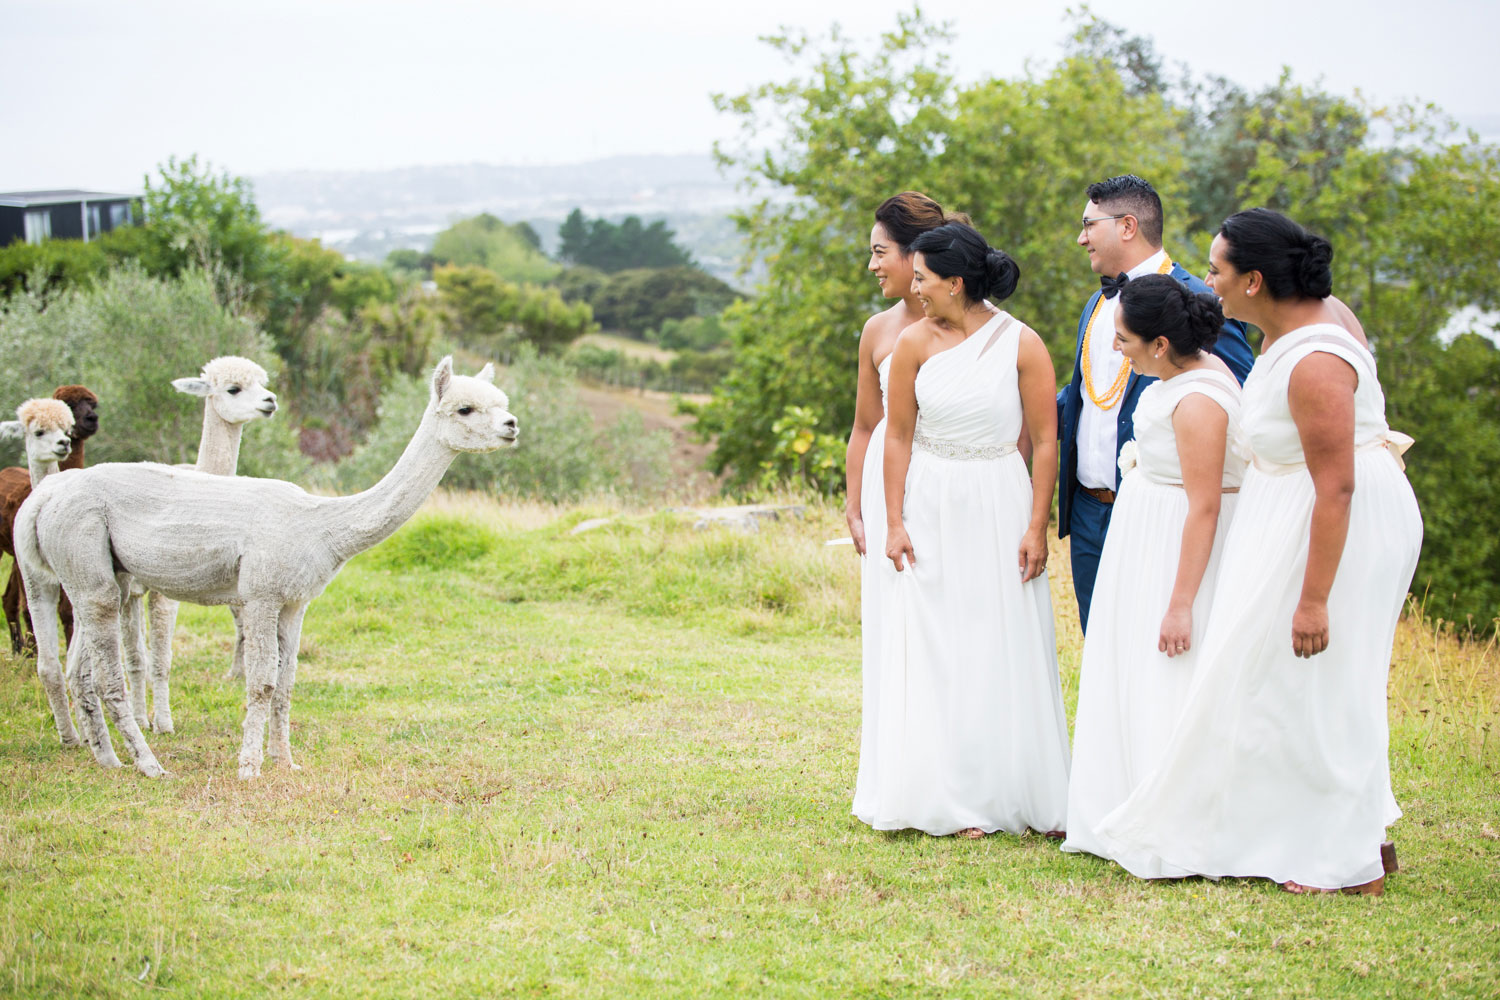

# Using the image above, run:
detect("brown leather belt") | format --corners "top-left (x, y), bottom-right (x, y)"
top-left (1080, 486), bottom-right (1116, 504)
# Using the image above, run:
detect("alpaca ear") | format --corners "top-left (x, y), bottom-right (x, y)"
top-left (0, 421), bottom-right (20, 441)
top-left (431, 355), bottom-right (454, 402)
top-left (173, 377), bottom-right (212, 397)
top-left (475, 363), bottom-right (496, 384)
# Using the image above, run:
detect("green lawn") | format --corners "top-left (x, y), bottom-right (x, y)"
top-left (1, 498), bottom-right (1496, 998)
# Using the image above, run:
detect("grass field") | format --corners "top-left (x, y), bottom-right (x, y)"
top-left (1, 495), bottom-right (1496, 998)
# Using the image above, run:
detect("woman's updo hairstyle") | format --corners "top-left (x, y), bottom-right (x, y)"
top-left (873, 191), bottom-right (971, 253)
top-left (1118, 274), bottom-right (1223, 358)
top-left (908, 222), bottom-right (1020, 304)
top-left (1219, 207), bottom-right (1334, 300)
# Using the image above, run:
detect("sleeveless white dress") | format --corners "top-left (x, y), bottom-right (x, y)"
top-left (858, 312), bottom-right (1071, 835)
top-left (1062, 370), bottom-right (1245, 873)
top-left (852, 353), bottom-right (893, 820)
top-left (1095, 324), bottom-right (1423, 887)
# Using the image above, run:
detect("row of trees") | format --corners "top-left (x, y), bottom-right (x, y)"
top-left (692, 11), bottom-right (1500, 630)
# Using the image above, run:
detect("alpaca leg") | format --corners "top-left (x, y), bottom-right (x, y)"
top-left (148, 591), bottom-right (180, 733)
top-left (267, 603), bottom-right (309, 771)
top-left (66, 596), bottom-right (121, 768)
top-left (225, 606), bottom-right (247, 681)
top-left (59, 589), bottom-right (75, 652)
top-left (120, 584), bottom-right (150, 730)
top-left (3, 566), bottom-right (26, 654)
top-left (65, 638), bottom-right (103, 752)
top-left (22, 577), bottom-right (80, 747)
top-left (237, 602), bottom-right (280, 780)
top-left (78, 591), bottom-right (164, 777)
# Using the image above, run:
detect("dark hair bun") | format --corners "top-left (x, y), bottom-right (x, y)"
top-left (908, 222), bottom-right (1021, 304)
top-left (1118, 274), bottom-right (1221, 357)
top-left (1294, 235), bottom-right (1334, 298)
top-left (984, 249), bottom-right (1020, 302)
top-left (1179, 289), bottom-right (1224, 353)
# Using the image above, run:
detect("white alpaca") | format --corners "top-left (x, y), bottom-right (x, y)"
top-left (0, 400), bottom-right (76, 745)
top-left (134, 356), bottom-right (278, 734)
top-left (17, 357), bottom-right (517, 778)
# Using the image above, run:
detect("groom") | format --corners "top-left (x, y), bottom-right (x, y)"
top-left (1058, 175), bottom-right (1254, 632)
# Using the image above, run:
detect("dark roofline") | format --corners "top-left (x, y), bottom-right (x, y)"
top-left (0, 190), bottom-right (142, 208)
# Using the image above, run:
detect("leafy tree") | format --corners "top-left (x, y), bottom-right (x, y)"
top-left (1385, 334), bottom-right (1500, 630)
top-left (430, 213), bottom-right (559, 284)
top-left (135, 155), bottom-right (272, 306)
top-left (696, 13), bottom-right (1183, 485)
top-left (588, 267), bottom-right (740, 335)
top-left (435, 264), bottom-right (596, 355)
top-left (384, 248), bottom-right (430, 277)
top-left (649, 313), bottom-right (727, 351)
top-left (555, 209), bottom-right (693, 271)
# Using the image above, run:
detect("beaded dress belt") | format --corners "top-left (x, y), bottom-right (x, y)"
top-left (912, 429), bottom-right (1018, 461)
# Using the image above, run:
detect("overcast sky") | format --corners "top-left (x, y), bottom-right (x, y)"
top-left (5, 0), bottom-right (1494, 193)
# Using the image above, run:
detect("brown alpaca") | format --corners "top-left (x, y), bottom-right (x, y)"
top-left (1, 385), bottom-right (99, 653)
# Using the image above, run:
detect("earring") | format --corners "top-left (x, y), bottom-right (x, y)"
top-left (1155, 351), bottom-right (1163, 359)
top-left (949, 290), bottom-right (955, 297)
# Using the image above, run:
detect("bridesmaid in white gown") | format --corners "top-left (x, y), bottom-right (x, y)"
top-left (870, 221), bottom-right (1070, 837)
top-left (1095, 208), bottom-right (1422, 894)
top-left (1062, 276), bottom-right (1245, 871)
top-left (848, 193), bottom-right (967, 823)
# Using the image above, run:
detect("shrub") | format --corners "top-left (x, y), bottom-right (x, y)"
top-left (329, 348), bottom-right (674, 502)
top-left (0, 265), bottom-right (308, 479)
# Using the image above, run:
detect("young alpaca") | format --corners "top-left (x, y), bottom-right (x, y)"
top-left (0, 400), bottom-right (75, 739)
top-left (17, 357), bottom-right (517, 778)
top-left (133, 356), bottom-right (278, 733)
top-left (0, 386), bottom-right (98, 652)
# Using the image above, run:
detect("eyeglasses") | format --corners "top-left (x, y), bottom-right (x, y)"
top-left (1080, 214), bottom-right (1129, 230)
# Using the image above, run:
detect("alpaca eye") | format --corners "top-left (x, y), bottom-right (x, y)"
top-left (227, 386), bottom-right (241, 395)
top-left (457, 406), bottom-right (474, 416)
top-left (34, 430), bottom-right (44, 437)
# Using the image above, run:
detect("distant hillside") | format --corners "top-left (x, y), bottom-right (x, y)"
top-left (249, 155), bottom-right (763, 286)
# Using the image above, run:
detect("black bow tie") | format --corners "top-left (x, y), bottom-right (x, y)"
top-left (1100, 272), bottom-right (1130, 299)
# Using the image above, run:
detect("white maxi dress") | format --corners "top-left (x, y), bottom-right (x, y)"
top-left (1095, 324), bottom-right (1423, 887)
top-left (1061, 369), bottom-right (1245, 874)
top-left (852, 353), bottom-right (893, 819)
top-left (858, 312), bottom-right (1071, 835)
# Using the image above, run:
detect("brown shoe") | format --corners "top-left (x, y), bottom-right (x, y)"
top-left (1281, 875), bottom-right (1386, 897)
top-left (1381, 841), bottom-right (1398, 874)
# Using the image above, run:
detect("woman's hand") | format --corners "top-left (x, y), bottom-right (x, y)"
top-left (1292, 599), bottom-right (1330, 658)
top-left (886, 523), bottom-right (916, 572)
top-left (1018, 526), bottom-right (1047, 583)
top-left (846, 507), bottom-right (867, 555)
top-left (1159, 604), bottom-right (1193, 658)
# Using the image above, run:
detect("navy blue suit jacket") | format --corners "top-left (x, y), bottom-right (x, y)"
top-left (1056, 262), bottom-right (1254, 539)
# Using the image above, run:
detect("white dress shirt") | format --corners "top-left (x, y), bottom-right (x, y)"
top-left (1076, 248), bottom-right (1170, 490)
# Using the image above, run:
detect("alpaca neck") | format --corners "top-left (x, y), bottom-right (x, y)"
top-left (27, 456), bottom-right (60, 487)
top-left (60, 440), bottom-right (84, 471)
top-left (196, 407), bottom-right (243, 475)
top-left (323, 407), bottom-right (456, 562)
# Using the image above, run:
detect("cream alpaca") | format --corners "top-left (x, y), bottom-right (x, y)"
top-left (0, 400), bottom-right (75, 745)
top-left (1, 400), bottom-right (75, 486)
top-left (134, 356), bottom-right (278, 733)
top-left (17, 358), bottom-right (517, 778)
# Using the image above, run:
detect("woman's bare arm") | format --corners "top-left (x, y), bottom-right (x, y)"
top-left (1016, 327), bottom-right (1058, 583)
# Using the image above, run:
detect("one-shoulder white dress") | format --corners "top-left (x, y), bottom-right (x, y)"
top-left (1062, 369), bottom-right (1245, 873)
top-left (857, 312), bottom-right (1071, 835)
top-left (1095, 324), bottom-right (1422, 887)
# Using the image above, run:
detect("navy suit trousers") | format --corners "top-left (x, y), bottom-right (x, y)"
top-left (1069, 490), bottom-right (1114, 633)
